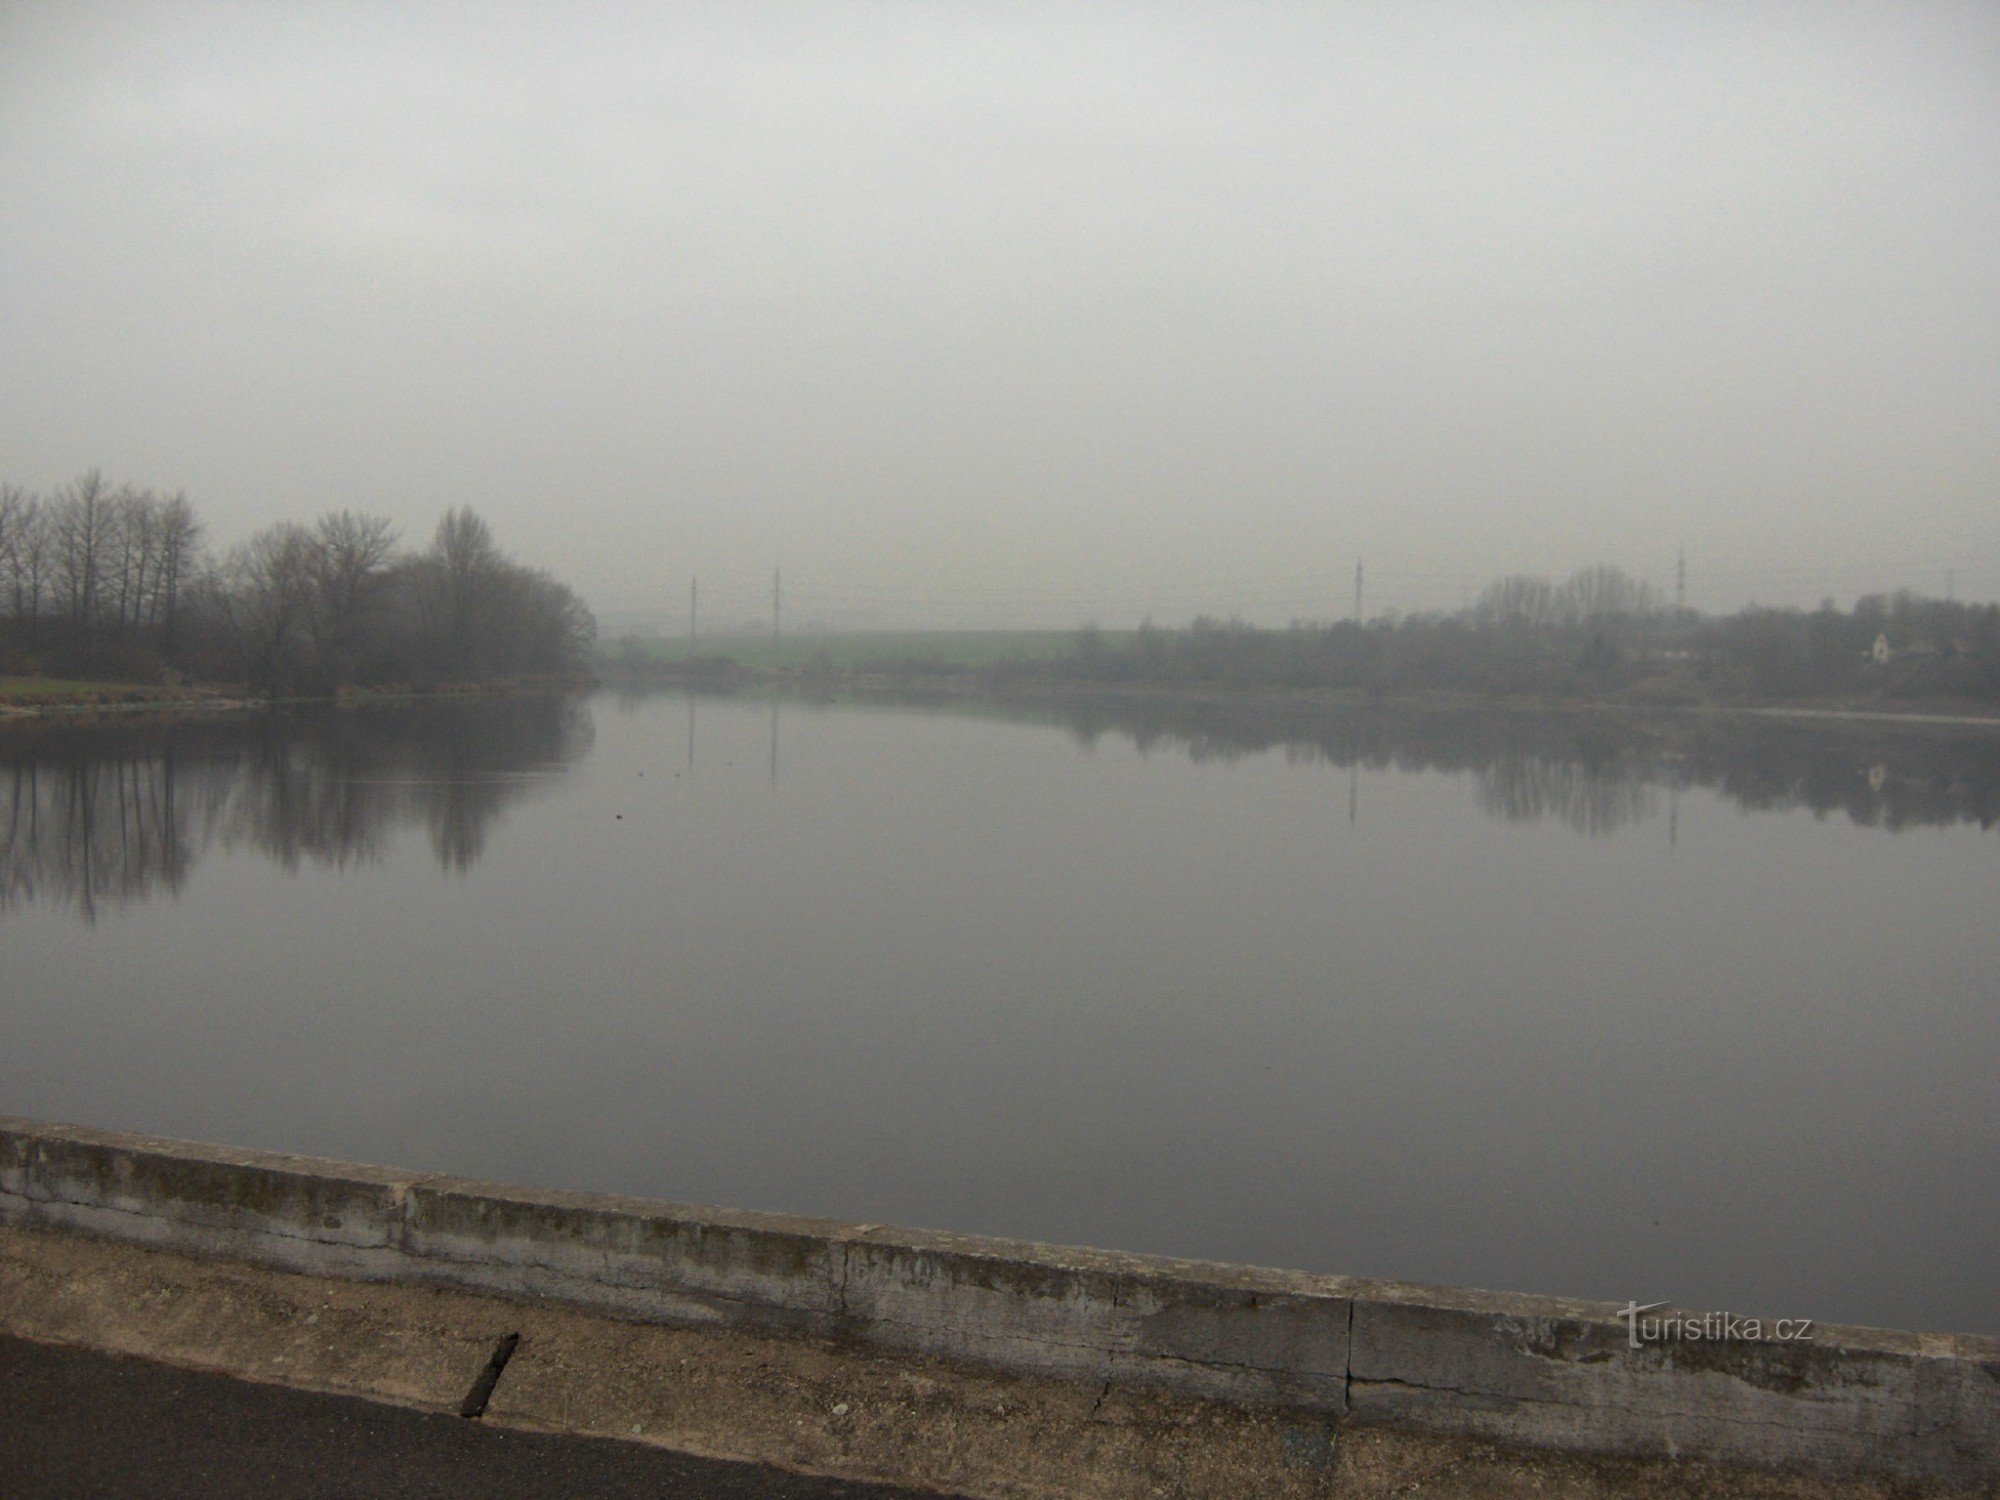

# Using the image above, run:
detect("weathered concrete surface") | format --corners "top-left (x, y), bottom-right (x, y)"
top-left (0, 1119), bottom-right (1359, 1420)
top-left (5, 1225), bottom-right (1977, 1500)
top-left (1351, 1287), bottom-right (1999, 1479)
top-left (2, 1116), bottom-right (1994, 1489)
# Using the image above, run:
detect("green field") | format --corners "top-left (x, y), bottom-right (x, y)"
top-left (605, 630), bottom-right (1079, 672)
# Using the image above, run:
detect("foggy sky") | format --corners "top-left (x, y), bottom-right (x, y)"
top-left (3, 2), bottom-right (1996, 628)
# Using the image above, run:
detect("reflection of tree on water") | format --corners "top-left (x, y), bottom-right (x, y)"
top-left (1, 744), bottom-right (200, 923)
top-left (0, 696), bottom-right (593, 921)
top-left (967, 691), bottom-right (2000, 837)
top-left (1474, 754), bottom-right (1659, 836)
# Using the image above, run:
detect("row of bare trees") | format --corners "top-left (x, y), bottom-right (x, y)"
top-left (1473, 566), bottom-right (1660, 630)
top-left (1, 472), bottom-right (595, 691)
top-left (0, 473), bottom-right (203, 647)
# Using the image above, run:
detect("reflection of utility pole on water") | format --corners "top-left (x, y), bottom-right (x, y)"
top-left (772, 568), bottom-right (782, 642)
top-left (686, 696), bottom-right (695, 770)
top-left (769, 699), bottom-right (779, 791)
top-left (1348, 761), bottom-right (1359, 827)
top-left (690, 576), bottom-right (698, 643)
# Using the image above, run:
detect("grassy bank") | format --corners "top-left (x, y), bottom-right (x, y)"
top-left (600, 629), bottom-right (2000, 725)
top-left (0, 676), bottom-right (187, 708)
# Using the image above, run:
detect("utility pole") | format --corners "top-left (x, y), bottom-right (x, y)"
top-left (1946, 569), bottom-right (1955, 603)
top-left (690, 575), bottom-right (698, 643)
top-left (1354, 558), bottom-right (1364, 623)
top-left (772, 567), bottom-right (781, 642)
top-left (1675, 550), bottom-right (1687, 615)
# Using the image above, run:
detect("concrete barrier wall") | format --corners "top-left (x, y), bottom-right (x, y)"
top-left (2, 1116), bottom-right (1993, 1485)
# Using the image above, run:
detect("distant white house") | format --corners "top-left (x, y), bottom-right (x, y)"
top-left (1869, 632), bottom-right (1892, 665)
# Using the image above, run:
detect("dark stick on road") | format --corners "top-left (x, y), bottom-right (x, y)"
top-left (457, 1330), bottom-right (520, 1418)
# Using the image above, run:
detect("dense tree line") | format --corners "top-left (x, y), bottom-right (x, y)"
top-left (1699, 592), bottom-right (2000, 702)
top-left (1017, 565), bottom-right (2000, 706)
top-left (0, 471), bottom-right (594, 692)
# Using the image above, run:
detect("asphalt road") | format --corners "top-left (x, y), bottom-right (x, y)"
top-left (0, 1335), bottom-right (960, 1499)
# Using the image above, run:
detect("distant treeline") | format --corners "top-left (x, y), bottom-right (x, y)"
top-left (0, 470), bottom-right (595, 692)
top-left (1005, 566), bottom-right (2000, 706)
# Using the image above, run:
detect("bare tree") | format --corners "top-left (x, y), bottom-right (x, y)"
top-left (50, 469), bottom-right (110, 628)
top-left (154, 492), bottom-right (203, 650)
top-left (214, 524), bottom-right (317, 690)
top-left (105, 485), bottom-right (161, 634)
top-left (491, 566), bottom-right (596, 672)
top-left (307, 511), bottom-right (399, 672)
top-left (0, 485), bottom-right (24, 626)
top-left (1477, 574), bottom-right (1557, 629)
top-left (423, 506), bottom-right (504, 675)
top-left (15, 495), bottom-right (51, 632)
top-left (1558, 565), bottom-right (1654, 624)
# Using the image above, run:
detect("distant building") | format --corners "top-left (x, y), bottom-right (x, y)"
top-left (1870, 632), bottom-right (1892, 665)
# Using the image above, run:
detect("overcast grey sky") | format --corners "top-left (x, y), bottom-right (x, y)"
top-left (3, 2), bottom-right (1996, 627)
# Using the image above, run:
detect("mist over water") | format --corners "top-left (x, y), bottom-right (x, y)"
top-left (3, 690), bottom-right (1994, 1337)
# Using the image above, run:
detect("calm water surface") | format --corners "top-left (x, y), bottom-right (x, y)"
top-left (3, 689), bottom-right (1995, 1334)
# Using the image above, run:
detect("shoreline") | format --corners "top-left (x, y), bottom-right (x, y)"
top-left (8, 664), bottom-right (1999, 731)
top-left (0, 675), bottom-right (598, 725)
top-left (606, 664), bottom-right (2000, 732)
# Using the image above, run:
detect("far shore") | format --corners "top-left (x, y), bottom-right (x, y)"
top-left (603, 659), bottom-right (2000, 732)
top-left (8, 663), bottom-right (2000, 733)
